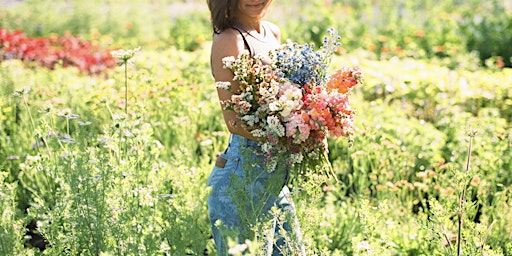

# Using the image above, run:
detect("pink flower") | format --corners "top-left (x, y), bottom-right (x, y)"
top-left (285, 112), bottom-right (310, 143)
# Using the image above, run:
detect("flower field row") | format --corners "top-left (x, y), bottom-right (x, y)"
top-left (1, 42), bottom-right (511, 254)
top-left (0, 28), bottom-right (116, 74)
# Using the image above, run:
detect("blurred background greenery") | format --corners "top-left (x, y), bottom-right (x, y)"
top-left (1, 0), bottom-right (511, 67)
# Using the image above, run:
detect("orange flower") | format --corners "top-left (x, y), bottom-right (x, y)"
top-left (414, 30), bottom-right (426, 37)
top-left (434, 45), bottom-right (445, 52)
top-left (378, 35), bottom-right (388, 42)
top-left (367, 43), bottom-right (377, 51)
top-left (326, 67), bottom-right (362, 94)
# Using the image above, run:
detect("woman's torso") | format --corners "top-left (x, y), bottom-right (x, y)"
top-left (231, 21), bottom-right (280, 65)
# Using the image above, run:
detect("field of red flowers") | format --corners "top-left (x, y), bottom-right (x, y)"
top-left (0, 28), bottom-right (116, 74)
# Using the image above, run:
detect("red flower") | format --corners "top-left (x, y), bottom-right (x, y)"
top-left (0, 28), bottom-right (116, 74)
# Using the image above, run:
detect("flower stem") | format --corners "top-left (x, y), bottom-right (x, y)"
top-left (124, 60), bottom-right (128, 115)
top-left (457, 129), bottom-right (476, 256)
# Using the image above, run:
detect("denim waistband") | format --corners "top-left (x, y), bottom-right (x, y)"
top-left (228, 134), bottom-right (260, 149)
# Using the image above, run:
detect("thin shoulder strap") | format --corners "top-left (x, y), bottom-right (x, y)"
top-left (232, 27), bottom-right (253, 56)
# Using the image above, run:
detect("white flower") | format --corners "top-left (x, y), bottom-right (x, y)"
top-left (268, 101), bottom-right (282, 112)
top-left (269, 81), bottom-right (280, 93)
top-left (222, 56), bottom-right (236, 69)
top-left (356, 240), bottom-right (371, 251)
top-left (110, 46), bottom-right (141, 62)
top-left (251, 129), bottom-right (266, 137)
top-left (307, 150), bottom-right (320, 159)
top-left (282, 86), bottom-right (302, 101)
top-left (290, 153), bottom-right (304, 163)
top-left (240, 91), bottom-right (253, 101)
top-left (215, 81), bottom-right (231, 90)
top-left (266, 158), bottom-right (278, 172)
top-left (241, 115), bottom-right (259, 126)
top-left (259, 86), bottom-right (279, 99)
top-left (280, 99), bottom-right (299, 117)
top-left (267, 115), bottom-right (285, 137)
top-left (228, 243), bottom-right (248, 255)
top-left (277, 97), bottom-right (301, 118)
top-left (261, 142), bottom-right (272, 153)
top-left (238, 49), bottom-right (250, 57)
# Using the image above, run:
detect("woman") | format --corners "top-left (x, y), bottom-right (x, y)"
top-left (206, 0), bottom-right (305, 255)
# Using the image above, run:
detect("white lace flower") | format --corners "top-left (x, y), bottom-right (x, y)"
top-left (251, 129), bottom-right (266, 138)
top-left (290, 153), bottom-right (304, 163)
top-left (240, 91), bottom-right (253, 101)
top-left (241, 115), bottom-right (259, 126)
top-left (222, 56), bottom-right (236, 69)
top-left (215, 81), bottom-right (231, 90)
top-left (267, 115), bottom-right (285, 137)
top-left (266, 159), bottom-right (278, 172)
top-left (261, 142), bottom-right (272, 153)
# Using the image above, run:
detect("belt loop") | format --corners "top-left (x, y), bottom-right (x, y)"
top-left (223, 134), bottom-right (233, 154)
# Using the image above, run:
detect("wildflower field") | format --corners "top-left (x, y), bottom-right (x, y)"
top-left (0, 0), bottom-right (511, 255)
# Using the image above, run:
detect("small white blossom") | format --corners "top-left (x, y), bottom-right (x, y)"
top-left (261, 142), bottom-right (272, 153)
top-left (110, 46), bottom-right (141, 62)
top-left (215, 81), bottom-right (231, 90)
top-left (222, 56), bottom-right (236, 69)
top-left (240, 91), bottom-right (253, 101)
top-left (241, 115), bottom-right (259, 126)
top-left (290, 153), bottom-right (304, 163)
top-left (228, 243), bottom-right (248, 255)
top-left (307, 150), bottom-right (320, 160)
top-left (238, 50), bottom-right (250, 57)
top-left (259, 86), bottom-right (279, 99)
top-left (356, 240), bottom-right (371, 252)
top-left (267, 115), bottom-right (285, 137)
top-left (251, 129), bottom-right (266, 137)
top-left (268, 101), bottom-right (282, 112)
top-left (266, 159), bottom-right (278, 172)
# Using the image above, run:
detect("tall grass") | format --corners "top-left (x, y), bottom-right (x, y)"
top-left (0, 0), bottom-right (511, 255)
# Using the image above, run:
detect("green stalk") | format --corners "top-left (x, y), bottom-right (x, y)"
top-left (123, 59), bottom-right (128, 158)
top-left (124, 59), bottom-right (128, 115)
top-left (21, 95), bottom-right (37, 136)
top-left (458, 130), bottom-right (475, 256)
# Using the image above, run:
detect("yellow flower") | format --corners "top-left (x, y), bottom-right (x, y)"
top-left (470, 175), bottom-right (481, 187)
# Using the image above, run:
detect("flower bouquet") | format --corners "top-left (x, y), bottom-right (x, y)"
top-left (216, 28), bottom-right (363, 179)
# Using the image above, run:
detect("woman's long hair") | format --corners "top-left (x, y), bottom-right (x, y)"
top-left (206, 0), bottom-right (239, 34)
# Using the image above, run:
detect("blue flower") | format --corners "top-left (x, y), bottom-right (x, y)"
top-left (271, 28), bottom-right (341, 87)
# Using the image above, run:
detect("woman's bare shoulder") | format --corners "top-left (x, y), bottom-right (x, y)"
top-left (212, 28), bottom-right (239, 43)
top-left (211, 28), bottom-right (245, 80)
top-left (263, 21), bottom-right (281, 41)
top-left (212, 29), bottom-right (243, 57)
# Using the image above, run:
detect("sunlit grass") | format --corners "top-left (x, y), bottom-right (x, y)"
top-left (1, 43), bottom-right (510, 254)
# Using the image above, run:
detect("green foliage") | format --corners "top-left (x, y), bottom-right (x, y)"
top-left (459, 0), bottom-right (512, 67)
top-left (329, 96), bottom-right (446, 199)
top-left (2, 43), bottom-right (512, 255)
top-left (169, 12), bottom-right (211, 51)
top-left (3, 0), bottom-right (512, 66)
top-left (0, 0), bottom-right (194, 49)
top-left (0, 173), bottom-right (26, 255)
top-left (0, 0), bottom-right (511, 255)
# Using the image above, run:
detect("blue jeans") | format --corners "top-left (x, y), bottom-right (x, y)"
top-left (207, 134), bottom-right (304, 255)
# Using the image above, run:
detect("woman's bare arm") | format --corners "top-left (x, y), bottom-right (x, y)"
top-left (211, 29), bottom-right (260, 141)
